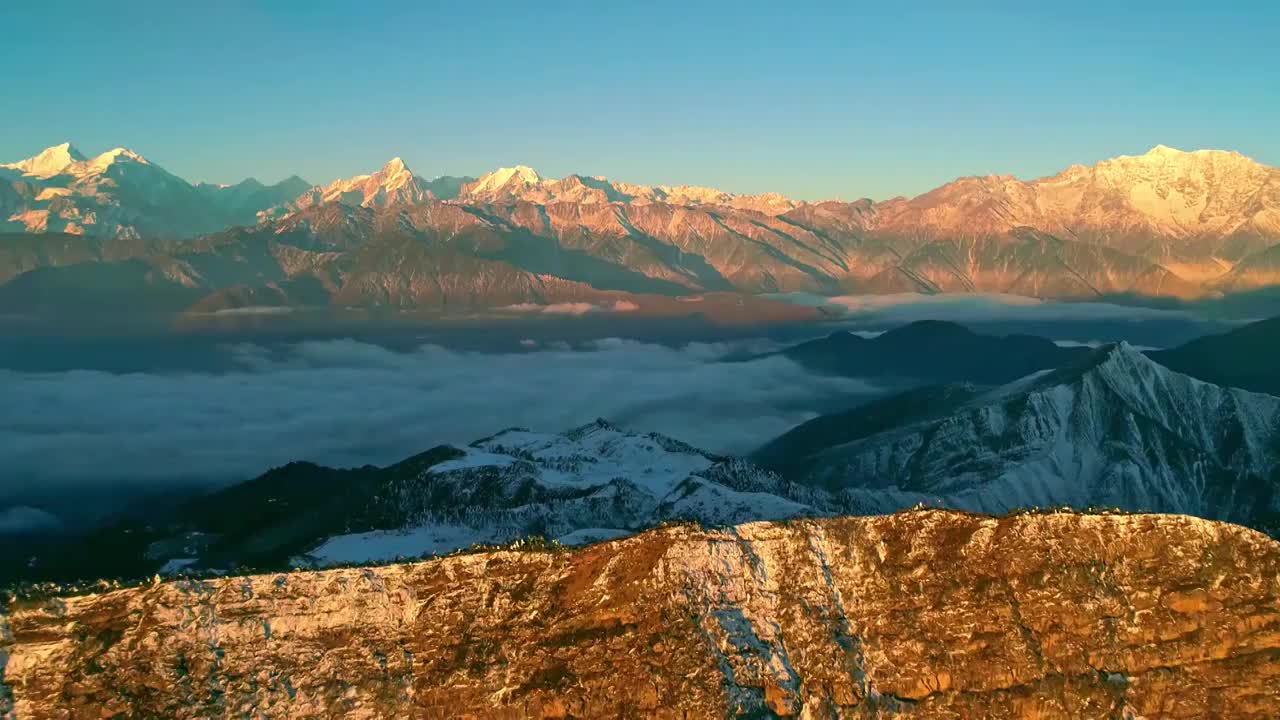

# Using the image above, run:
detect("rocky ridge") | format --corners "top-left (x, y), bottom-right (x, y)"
top-left (3, 510), bottom-right (1278, 718)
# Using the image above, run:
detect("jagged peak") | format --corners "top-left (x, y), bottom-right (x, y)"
top-left (565, 417), bottom-right (622, 439)
top-left (379, 156), bottom-right (411, 174)
top-left (977, 341), bottom-right (1158, 403)
top-left (1059, 340), bottom-right (1146, 374)
top-left (91, 147), bottom-right (150, 168)
top-left (46, 141), bottom-right (87, 163)
top-left (3, 142), bottom-right (89, 178)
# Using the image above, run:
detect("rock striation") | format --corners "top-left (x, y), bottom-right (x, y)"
top-left (3, 510), bottom-right (1278, 718)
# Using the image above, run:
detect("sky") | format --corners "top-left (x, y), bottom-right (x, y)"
top-left (2, 1), bottom-right (1276, 200)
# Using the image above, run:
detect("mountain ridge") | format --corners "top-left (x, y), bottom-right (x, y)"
top-left (1149, 314), bottom-right (1280, 395)
top-left (745, 319), bottom-right (1092, 384)
top-left (754, 342), bottom-right (1280, 532)
top-left (4, 143), bottom-right (1280, 310)
top-left (5, 511), bottom-right (1279, 718)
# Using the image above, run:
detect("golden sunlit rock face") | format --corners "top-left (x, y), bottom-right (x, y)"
top-left (3, 510), bottom-right (1278, 719)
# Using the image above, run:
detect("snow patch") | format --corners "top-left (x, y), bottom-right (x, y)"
top-left (430, 448), bottom-right (516, 473)
top-left (555, 528), bottom-right (632, 546)
top-left (309, 523), bottom-right (496, 566)
top-left (158, 558), bottom-right (197, 575)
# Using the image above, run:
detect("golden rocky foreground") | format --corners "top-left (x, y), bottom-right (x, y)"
top-left (2, 510), bottom-right (1278, 719)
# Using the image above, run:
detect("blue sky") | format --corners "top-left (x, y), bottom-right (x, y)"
top-left (2, 1), bottom-right (1275, 199)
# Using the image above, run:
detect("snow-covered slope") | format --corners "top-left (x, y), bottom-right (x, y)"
top-left (94, 420), bottom-right (815, 577)
top-left (301, 420), bottom-right (816, 567)
top-left (764, 343), bottom-right (1280, 527)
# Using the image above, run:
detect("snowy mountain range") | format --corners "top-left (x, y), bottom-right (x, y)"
top-left (0, 143), bottom-right (307, 239)
top-left (14, 420), bottom-right (817, 581)
top-left (756, 343), bottom-right (1280, 531)
top-left (3, 142), bottom-right (1280, 311)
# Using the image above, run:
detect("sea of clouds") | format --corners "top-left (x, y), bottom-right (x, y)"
top-left (0, 338), bottom-right (879, 501)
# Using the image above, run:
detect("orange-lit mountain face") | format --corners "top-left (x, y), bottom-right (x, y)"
top-left (867, 146), bottom-right (1280, 285)
top-left (3, 511), bottom-right (1278, 718)
top-left (3, 144), bottom-right (1279, 311)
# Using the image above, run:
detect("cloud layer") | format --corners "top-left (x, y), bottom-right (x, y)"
top-left (499, 300), bottom-right (640, 315)
top-left (0, 339), bottom-right (878, 497)
top-left (772, 292), bottom-right (1200, 324)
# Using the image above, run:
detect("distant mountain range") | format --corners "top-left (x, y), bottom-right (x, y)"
top-left (12, 334), bottom-right (1280, 584)
top-left (0, 142), bottom-right (309, 238)
top-left (3, 143), bottom-right (1280, 313)
top-left (1149, 314), bottom-right (1280, 395)
top-left (759, 315), bottom-right (1280, 398)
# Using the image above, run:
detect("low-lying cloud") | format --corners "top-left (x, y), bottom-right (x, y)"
top-left (499, 300), bottom-right (639, 315)
top-left (0, 339), bottom-right (879, 498)
top-left (771, 292), bottom-right (1199, 324)
top-left (1053, 339), bottom-right (1161, 351)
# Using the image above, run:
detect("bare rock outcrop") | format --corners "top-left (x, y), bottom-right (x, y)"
top-left (3, 510), bottom-right (1278, 718)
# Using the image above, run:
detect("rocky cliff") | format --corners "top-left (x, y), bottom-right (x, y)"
top-left (3, 510), bottom-right (1278, 719)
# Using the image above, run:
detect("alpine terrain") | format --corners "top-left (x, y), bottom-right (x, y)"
top-left (4, 144), bottom-right (1280, 314)
top-left (15, 350), bottom-right (1280, 586)
top-left (755, 343), bottom-right (1280, 533)
top-left (13, 421), bottom-right (817, 583)
top-left (4, 511), bottom-right (1278, 718)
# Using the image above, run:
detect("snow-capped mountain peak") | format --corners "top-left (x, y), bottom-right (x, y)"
top-left (259, 157), bottom-right (435, 218)
top-left (382, 156), bottom-right (409, 171)
top-left (494, 165), bottom-right (541, 185)
top-left (278, 419), bottom-right (812, 568)
top-left (464, 165), bottom-right (544, 199)
top-left (371, 156), bottom-right (415, 189)
top-left (85, 147), bottom-right (151, 173)
top-left (1, 142), bottom-right (88, 178)
top-left (1145, 144), bottom-right (1182, 157)
top-left (2, 143), bottom-right (153, 181)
